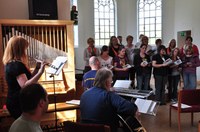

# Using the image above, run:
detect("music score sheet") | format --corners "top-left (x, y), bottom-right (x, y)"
top-left (66, 100), bottom-right (80, 105)
top-left (172, 103), bottom-right (191, 109)
top-left (113, 80), bottom-right (132, 89)
top-left (135, 98), bottom-right (158, 115)
top-left (46, 56), bottom-right (67, 76)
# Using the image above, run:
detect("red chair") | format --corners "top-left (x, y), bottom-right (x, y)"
top-left (63, 121), bottom-right (110, 132)
top-left (169, 89), bottom-right (200, 132)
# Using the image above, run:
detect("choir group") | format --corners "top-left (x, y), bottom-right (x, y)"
top-left (83, 35), bottom-right (200, 105)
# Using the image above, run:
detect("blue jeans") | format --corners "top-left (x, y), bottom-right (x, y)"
top-left (183, 72), bottom-right (196, 89)
top-left (136, 74), bottom-right (150, 90)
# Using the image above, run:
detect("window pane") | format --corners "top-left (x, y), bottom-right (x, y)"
top-left (99, 12), bottom-right (104, 18)
top-left (150, 24), bottom-right (155, 30)
top-left (100, 20), bottom-right (104, 26)
top-left (95, 26), bottom-right (99, 32)
top-left (144, 4), bottom-right (149, 11)
top-left (156, 24), bottom-right (162, 30)
top-left (110, 20), bottom-right (114, 25)
top-left (94, 0), bottom-right (115, 47)
top-left (150, 11), bottom-right (155, 17)
top-left (145, 18), bottom-right (150, 24)
top-left (110, 32), bottom-right (114, 37)
top-left (95, 33), bottom-right (99, 39)
top-left (144, 11), bottom-right (149, 17)
top-left (139, 25), bottom-right (144, 31)
top-left (156, 31), bottom-right (162, 38)
top-left (100, 39), bottom-right (105, 46)
top-left (149, 31), bottom-right (155, 37)
top-left (138, 0), bottom-right (162, 43)
top-left (150, 18), bottom-right (155, 24)
top-left (105, 26), bottom-right (109, 32)
top-left (139, 12), bottom-right (144, 18)
top-left (100, 33), bottom-right (105, 38)
top-left (145, 25), bottom-right (150, 31)
top-left (110, 26), bottom-right (114, 32)
top-left (156, 17), bottom-right (161, 24)
top-left (150, 3), bottom-right (155, 10)
top-left (95, 39), bottom-right (100, 46)
top-left (149, 38), bottom-right (156, 44)
top-left (95, 12), bottom-right (99, 18)
top-left (139, 18), bottom-right (144, 24)
top-left (95, 19), bottom-right (99, 25)
top-left (105, 20), bottom-right (109, 25)
top-left (105, 39), bottom-right (109, 45)
top-left (156, 10), bottom-right (161, 16)
top-left (100, 26), bottom-right (105, 32)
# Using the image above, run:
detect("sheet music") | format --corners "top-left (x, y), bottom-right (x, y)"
top-left (149, 101), bottom-right (157, 113)
top-left (172, 103), bottom-right (191, 109)
top-left (122, 64), bottom-right (134, 69)
top-left (164, 58), bottom-right (173, 65)
top-left (66, 100), bottom-right (80, 105)
top-left (174, 59), bottom-right (182, 65)
top-left (113, 80), bottom-right (132, 89)
top-left (46, 56), bottom-right (68, 76)
top-left (135, 98), bottom-right (158, 115)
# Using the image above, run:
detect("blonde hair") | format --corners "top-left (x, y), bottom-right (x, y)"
top-left (2, 36), bottom-right (29, 65)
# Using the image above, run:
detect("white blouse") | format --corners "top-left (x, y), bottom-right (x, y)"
top-left (98, 56), bottom-right (113, 68)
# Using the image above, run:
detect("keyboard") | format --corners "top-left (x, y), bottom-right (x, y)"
top-left (114, 89), bottom-right (152, 98)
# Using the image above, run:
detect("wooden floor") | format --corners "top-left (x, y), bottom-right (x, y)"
top-left (140, 102), bottom-right (200, 132)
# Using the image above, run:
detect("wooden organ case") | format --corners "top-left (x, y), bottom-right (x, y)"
top-left (0, 19), bottom-right (76, 106)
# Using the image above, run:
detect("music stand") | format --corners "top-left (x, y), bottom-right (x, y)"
top-left (47, 56), bottom-right (68, 131)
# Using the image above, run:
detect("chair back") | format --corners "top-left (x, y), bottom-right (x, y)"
top-left (179, 89), bottom-right (200, 106)
top-left (63, 121), bottom-right (110, 132)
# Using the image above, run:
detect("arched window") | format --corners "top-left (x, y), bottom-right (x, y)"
top-left (137, 0), bottom-right (162, 45)
top-left (94, 0), bottom-right (116, 47)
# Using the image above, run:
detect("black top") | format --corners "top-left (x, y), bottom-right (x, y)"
top-left (152, 54), bottom-right (169, 76)
top-left (134, 53), bottom-right (152, 75)
top-left (5, 60), bottom-right (32, 119)
top-left (109, 45), bottom-right (119, 58)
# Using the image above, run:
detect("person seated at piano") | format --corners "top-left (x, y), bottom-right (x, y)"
top-left (9, 83), bottom-right (49, 132)
top-left (83, 37), bottom-right (100, 73)
top-left (134, 44), bottom-right (152, 90)
top-left (2, 36), bottom-right (48, 119)
top-left (80, 68), bottom-right (138, 132)
top-left (82, 56), bottom-right (100, 90)
top-left (113, 46), bottom-right (129, 83)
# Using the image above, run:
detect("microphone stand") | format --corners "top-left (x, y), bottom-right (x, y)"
top-left (50, 74), bottom-right (57, 131)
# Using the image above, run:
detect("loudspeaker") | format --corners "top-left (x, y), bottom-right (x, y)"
top-left (28, 0), bottom-right (58, 20)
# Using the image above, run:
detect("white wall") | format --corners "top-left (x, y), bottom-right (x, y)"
top-left (174, 0), bottom-right (200, 79)
top-left (75, 0), bottom-right (95, 71)
top-left (0, 0), bottom-right (70, 19)
top-left (116, 0), bottom-right (137, 44)
top-left (162, 0), bottom-right (175, 45)
top-left (0, 0), bottom-right (29, 19)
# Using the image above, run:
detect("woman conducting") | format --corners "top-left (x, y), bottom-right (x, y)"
top-left (2, 36), bottom-right (48, 119)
